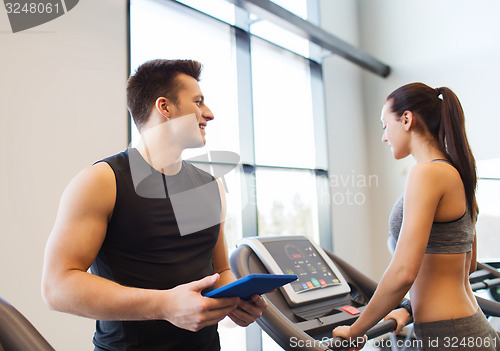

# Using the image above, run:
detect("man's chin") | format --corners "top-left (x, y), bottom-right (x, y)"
top-left (185, 140), bottom-right (205, 149)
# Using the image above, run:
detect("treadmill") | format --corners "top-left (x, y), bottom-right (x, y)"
top-left (230, 235), bottom-right (500, 351)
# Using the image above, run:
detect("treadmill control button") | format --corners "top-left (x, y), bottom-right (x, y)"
top-left (340, 306), bottom-right (360, 315)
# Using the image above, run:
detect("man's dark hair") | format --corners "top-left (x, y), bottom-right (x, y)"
top-left (127, 59), bottom-right (202, 131)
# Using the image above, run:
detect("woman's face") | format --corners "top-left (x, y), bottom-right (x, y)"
top-left (380, 102), bottom-right (410, 159)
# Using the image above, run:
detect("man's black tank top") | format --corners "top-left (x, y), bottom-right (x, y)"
top-left (90, 148), bottom-right (222, 351)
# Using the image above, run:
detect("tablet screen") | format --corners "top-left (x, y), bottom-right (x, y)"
top-left (263, 240), bottom-right (341, 293)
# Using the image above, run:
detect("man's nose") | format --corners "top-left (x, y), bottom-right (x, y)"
top-left (203, 105), bottom-right (214, 121)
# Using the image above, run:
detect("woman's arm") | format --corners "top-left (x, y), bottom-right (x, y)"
top-left (333, 163), bottom-right (443, 340)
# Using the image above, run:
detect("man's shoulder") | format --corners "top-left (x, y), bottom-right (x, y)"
top-left (61, 161), bottom-right (116, 214)
top-left (92, 149), bottom-right (133, 177)
top-left (70, 150), bottom-right (128, 191)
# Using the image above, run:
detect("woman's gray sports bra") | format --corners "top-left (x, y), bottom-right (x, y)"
top-left (388, 160), bottom-right (475, 254)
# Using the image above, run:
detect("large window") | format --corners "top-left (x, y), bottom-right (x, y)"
top-left (129, 0), bottom-right (240, 155)
top-left (129, 1), bottom-right (328, 350)
top-left (251, 38), bottom-right (316, 168)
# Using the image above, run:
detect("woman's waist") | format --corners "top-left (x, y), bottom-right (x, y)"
top-left (410, 280), bottom-right (477, 323)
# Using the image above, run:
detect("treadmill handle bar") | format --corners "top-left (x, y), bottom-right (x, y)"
top-left (321, 318), bottom-right (398, 351)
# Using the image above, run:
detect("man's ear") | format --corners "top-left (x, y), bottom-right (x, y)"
top-left (155, 97), bottom-right (171, 120)
top-left (402, 110), bottom-right (414, 131)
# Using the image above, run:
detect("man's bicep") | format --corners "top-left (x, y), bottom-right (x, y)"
top-left (44, 163), bottom-right (116, 273)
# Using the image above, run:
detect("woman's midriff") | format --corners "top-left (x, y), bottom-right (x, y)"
top-left (410, 251), bottom-right (478, 323)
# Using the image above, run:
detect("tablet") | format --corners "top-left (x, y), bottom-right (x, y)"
top-left (203, 274), bottom-right (298, 300)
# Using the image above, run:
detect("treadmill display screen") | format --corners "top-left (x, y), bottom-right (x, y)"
top-left (263, 240), bottom-right (341, 293)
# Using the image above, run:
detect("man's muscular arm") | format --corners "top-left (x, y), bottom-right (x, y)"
top-left (41, 163), bottom-right (238, 332)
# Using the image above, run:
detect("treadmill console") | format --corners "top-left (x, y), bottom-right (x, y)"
top-left (238, 236), bottom-right (350, 306)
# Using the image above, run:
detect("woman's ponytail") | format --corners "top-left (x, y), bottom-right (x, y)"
top-left (437, 87), bottom-right (478, 220)
top-left (387, 83), bottom-right (478, 220)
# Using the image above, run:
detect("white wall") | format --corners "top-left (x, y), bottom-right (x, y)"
top-left (0, 1), bottom-right (127, 349)
top-left (321, 0), bottom-right (500, 279)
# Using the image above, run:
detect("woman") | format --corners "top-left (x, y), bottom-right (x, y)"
top-left (332, 83), bottom-right (499, 350)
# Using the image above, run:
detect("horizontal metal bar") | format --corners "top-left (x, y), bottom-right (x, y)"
top-left (188, 160), bottom-right (328, 173)
top-left (171, 0), bottom-right (321, 62)
top-left (226, 0), bottom-right (391, 77)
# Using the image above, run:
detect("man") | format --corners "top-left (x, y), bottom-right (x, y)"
top-left (42, 59), bottom-right (267, 351)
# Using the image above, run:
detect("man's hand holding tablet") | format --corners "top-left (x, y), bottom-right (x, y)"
top-left (203, 274), bottom-right (298, 300)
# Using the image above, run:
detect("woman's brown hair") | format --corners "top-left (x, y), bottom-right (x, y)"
top-left (387, 82), bottom-right (478, 220)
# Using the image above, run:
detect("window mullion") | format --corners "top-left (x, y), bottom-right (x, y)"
top-left (234, 14), bottom-right (263, 351)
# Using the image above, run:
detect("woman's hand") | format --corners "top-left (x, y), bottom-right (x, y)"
top-left (331, 325), bottom-right (367, 351)
top-left (384, 308), bottom-right (412, 335)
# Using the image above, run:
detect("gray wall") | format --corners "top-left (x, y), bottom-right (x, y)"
top-left (0, 1), bottom-right (127, 349)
